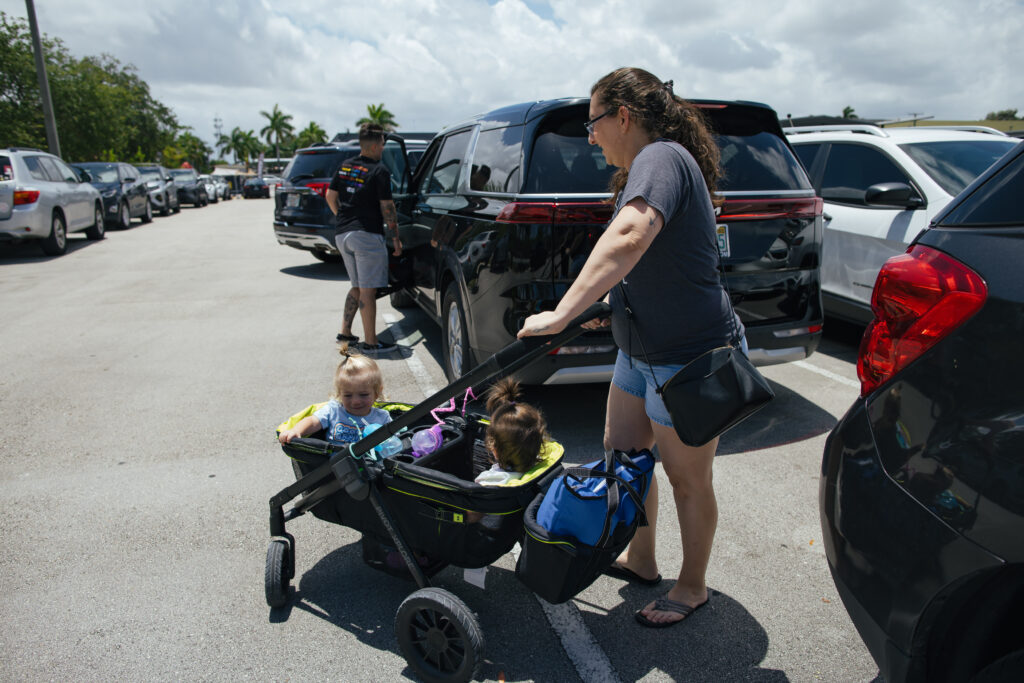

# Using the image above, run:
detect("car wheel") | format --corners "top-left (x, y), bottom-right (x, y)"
top-left (395, 587), bottom-right (484, 683)
top-left (118, 201), bottom-right (131, 229)
top-left (141, 199), bottom-right (153, 223)
top-left (172, 197), bottom-right (181, 214)
top-left (85, 204), bottom-right (105, 241)
top-left (160, 193), bottom-right (170, 217)
top-left (442, 283), bottom-right (472, 381)
top-left (41, 212), bottom-right (68, 256)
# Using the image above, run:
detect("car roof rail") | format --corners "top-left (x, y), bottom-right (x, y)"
top-left (906, 125), bottom-right (1009, 136)
top-left (784, 124), bottom-right (889, 137)
top-left (4, 146), bottom-right (46, 152)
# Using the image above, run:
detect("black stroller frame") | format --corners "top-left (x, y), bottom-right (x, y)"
top-left (266, 302), bottom-right (610, 683)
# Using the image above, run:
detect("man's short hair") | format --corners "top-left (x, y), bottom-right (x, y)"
top-left (359, 123), bottom-right (386, 144)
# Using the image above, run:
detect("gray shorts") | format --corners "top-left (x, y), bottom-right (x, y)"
top-left (336, 230), bottom-right (388, 288)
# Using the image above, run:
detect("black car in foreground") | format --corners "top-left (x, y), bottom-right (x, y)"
top-left (273, 137), bottom-right (429, 262)
top-left (820, 142), bottom-right (1024, 683)
top-left (388, 97), bottom-right (823, 383)
top-left (73, 161), bottom-right (153, 228)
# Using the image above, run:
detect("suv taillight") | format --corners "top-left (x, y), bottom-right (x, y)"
top-left (858, 245), bottom-right (987, 396)
top-left (14, 190), bottom-right (40, 205)
top-left (496, 202), bottom-right (612, 224)
top-left (718, 197), bottom-right (822, 221)
top-left (307, 182), bottom-right (330, 197)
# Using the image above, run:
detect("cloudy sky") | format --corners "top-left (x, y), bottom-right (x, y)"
top-left (4, 0), bottom-right (1020, 148)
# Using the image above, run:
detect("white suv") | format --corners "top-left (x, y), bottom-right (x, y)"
top-left (1, 147), bottom-right (105, 256)
top-left (786, 125), bottom-right (1018, 324)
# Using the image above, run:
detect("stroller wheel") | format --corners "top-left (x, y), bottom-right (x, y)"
top-left (395, 587), bottom-right (484, 683)
top-left (265, 539), bottom-right (291, 608)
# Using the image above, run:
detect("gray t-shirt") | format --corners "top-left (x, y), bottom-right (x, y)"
top-left (609, 139), bottom-right (742, 364)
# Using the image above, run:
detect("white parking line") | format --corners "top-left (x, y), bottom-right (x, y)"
top-left (793, 360), bottom-right (861, 389)
top-left (384, 312), bottom-right (621, 683)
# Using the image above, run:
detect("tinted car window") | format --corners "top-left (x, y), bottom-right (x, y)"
top-left (470, 127), bottom-right (523, 193)
top-left (137, 168), bottom-right (162, 182)
top-left (426, 130), bottom-right (472, 195)
top-left (821, 144), bottom-right (912, 205)
top-left (78, 163), bottom-right (120, 183)
top-left (717, 133), bottom-right (809, 191)
top-left (382, 141), bottom-right (411, 193)
top-left (282, 148), bottom-right (356, 181)
top-left (51, 159), bottom-right (79, 183)
top-left (1, 155), bottom-right (12, 180)
top-left (792, 143), bottom-right (821, 175)
top-left (23, 156), bottom-right (49, 181)
top-left (37, 157), bottom-right (66, 182)
top-left (939, 151), bottom-right (1024, 226)
top-left (526, 112), bottom-right (613, 194)
top-left (899, 140), bottom-right (1018, 196)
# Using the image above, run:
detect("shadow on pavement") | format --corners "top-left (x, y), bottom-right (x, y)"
top-left (279, 263), bottom-right (350, 281)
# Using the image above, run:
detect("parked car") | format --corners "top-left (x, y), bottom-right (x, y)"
top-left (1, 147), bottom-right (105, 255)
top-left (243, 177), bottom-right (270, 199)
top-left (387, 98), bottom-right (822, 383)
top-left (134, 164), bottom-right (181, 216)
top-left (820, 141), bottom-right (1024, 683)
top-left (787, 124), bottom-right (1019, 324)
top-left (73, 161), bottom-right (153, 228)
top-left (210, 175), bottom-right (232, 201)
top-left (273, 138), bottom-right (428, 262)
top-left (168, 168), bottom-right (208, 207)
top-left (198, 174), bottom-right (220, 204)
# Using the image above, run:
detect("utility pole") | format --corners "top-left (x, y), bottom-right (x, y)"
top-left (25, 0), bottom-right (60, 157)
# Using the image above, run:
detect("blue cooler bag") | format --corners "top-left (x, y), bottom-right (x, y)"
top-left (536, 449), bottom-right (655, 545)
top-left (517, 449), bottom-right (655, 604)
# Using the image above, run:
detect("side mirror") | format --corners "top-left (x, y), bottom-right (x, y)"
top-left (865, 182), bottom-right (924, 209)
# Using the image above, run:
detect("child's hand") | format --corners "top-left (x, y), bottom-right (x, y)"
top-left (278, 428), bottom-right (299, 444)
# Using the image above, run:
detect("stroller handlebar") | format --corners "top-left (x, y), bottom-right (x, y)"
top-left (493, 301), bottom-right (611, 369)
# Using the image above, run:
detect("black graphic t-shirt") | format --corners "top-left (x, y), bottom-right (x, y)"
top-left (329, 155), bottom-right (393, 235)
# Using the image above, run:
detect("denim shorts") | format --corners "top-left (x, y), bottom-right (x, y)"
top-left (611, 338), bottom-right (749, 428)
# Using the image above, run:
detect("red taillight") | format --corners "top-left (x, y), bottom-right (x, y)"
top-left (718, 197), bottom-right (822, 221)
top-left (307, 182), bottom-right (330, 197)
top-left (496, 202), bottom-right (612, 224)
top-left (14, 190), bottom-right (40, 205)
top-left (857, 245), bottom-right (987, 396)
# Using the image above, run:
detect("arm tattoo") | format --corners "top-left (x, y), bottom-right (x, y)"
top-left (381, 200), bottom-right (398, 238)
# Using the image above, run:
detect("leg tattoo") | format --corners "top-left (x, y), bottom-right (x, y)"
top-left (343, 290), bottom-right (360, 330)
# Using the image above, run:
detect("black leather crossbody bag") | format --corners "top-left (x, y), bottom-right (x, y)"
top-left (618, 256), bottom-right (774, 446)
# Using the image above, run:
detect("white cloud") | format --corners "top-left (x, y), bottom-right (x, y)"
top-left (2, 0), bottom-right (1020, 148)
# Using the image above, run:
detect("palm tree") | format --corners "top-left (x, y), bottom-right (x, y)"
top-left (260, 104), bottom-right (294, 162)
top-left (294, 121), bottom-right (328, 149)
top-left (357, 103), bottom-right (398, 132)
top-left (842, 106), bottom-right (857, 119)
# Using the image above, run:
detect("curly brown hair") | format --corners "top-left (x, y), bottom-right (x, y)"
top-left (591, 67), bottom-right (720, 205)
top-left (484, 377), bottom-right (547, 474)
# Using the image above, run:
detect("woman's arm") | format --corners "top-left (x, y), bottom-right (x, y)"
top-left (518, 198), bottom-right (663, 337)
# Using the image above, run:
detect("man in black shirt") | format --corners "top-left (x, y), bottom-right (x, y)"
top-left (327, 123), bottom-right (402, 354)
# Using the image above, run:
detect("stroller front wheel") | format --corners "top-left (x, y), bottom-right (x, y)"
top-left (395, 587), bottom-right (484, 683)
top-left (265, 539), bottom-right (292, 608)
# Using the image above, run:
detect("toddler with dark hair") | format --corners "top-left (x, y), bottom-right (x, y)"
top-left (474, 378), bottom-right (547, 485)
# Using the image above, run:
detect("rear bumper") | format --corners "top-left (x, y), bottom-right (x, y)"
top-left (274, 223), bottom-right (338, 254)
top-left (0, 205), bottom-right (49, 239)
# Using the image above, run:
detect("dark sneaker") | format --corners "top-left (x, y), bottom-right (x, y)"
top-left (336, 332), bottom-right (359, 343)
top-left (359, 341), bottom-right (397, 355)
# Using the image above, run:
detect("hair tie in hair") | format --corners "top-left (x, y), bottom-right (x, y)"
top-left (663, 79), bottom-right (674, 95)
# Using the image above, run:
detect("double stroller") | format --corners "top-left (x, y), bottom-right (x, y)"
top-left (266, 303), bottom-right (642, 682)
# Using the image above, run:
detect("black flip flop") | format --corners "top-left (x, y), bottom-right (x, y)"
top-left (604, 562), bottom-right (662, 586)
top-left (634, 595), bottom-right (709, 628)
top-left (336, 333), bottom-right (359, 343)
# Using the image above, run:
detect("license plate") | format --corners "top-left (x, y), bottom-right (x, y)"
top-left (716, 224), bottom-right (731, 258)
top-left (286, 193), bottom-right (300, 208)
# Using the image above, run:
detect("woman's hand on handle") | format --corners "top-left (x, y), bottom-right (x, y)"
top-left (518, 310), bottom-right (570, 338)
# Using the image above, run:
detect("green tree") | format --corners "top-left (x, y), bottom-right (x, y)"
top-left (0, 12), bottom-right (180, 160)
top-left (985, 108), bottom-right (1020, 120)
top-left (164, 131), bottom-right (212, 173)
top-left (842, 106), bottom-right (857, 119)
top-left (260, 103), bottom-right (294, 162)
top-left (357, 103), bottom-right (398, 131)
top-left (294, 121), bottom-right (327, 149)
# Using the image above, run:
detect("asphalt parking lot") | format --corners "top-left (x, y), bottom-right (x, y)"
top-left (0, 197), bottom-right (879, 682)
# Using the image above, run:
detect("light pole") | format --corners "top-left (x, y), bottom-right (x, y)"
top-left (25, 0), bottom-right (60, 157)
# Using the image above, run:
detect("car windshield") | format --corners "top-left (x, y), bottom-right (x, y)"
top-left (899, 139), bottom-right (1019, 196)
top-left (169, 170), bottom-right (196, 181)
top-left (137, 170), bottom-right (162, 182)
top-left (77, 163), bottom-right (119, 183)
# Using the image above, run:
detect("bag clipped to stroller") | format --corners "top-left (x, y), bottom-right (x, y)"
top-left (516, 449), bottom-right (655, 604)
